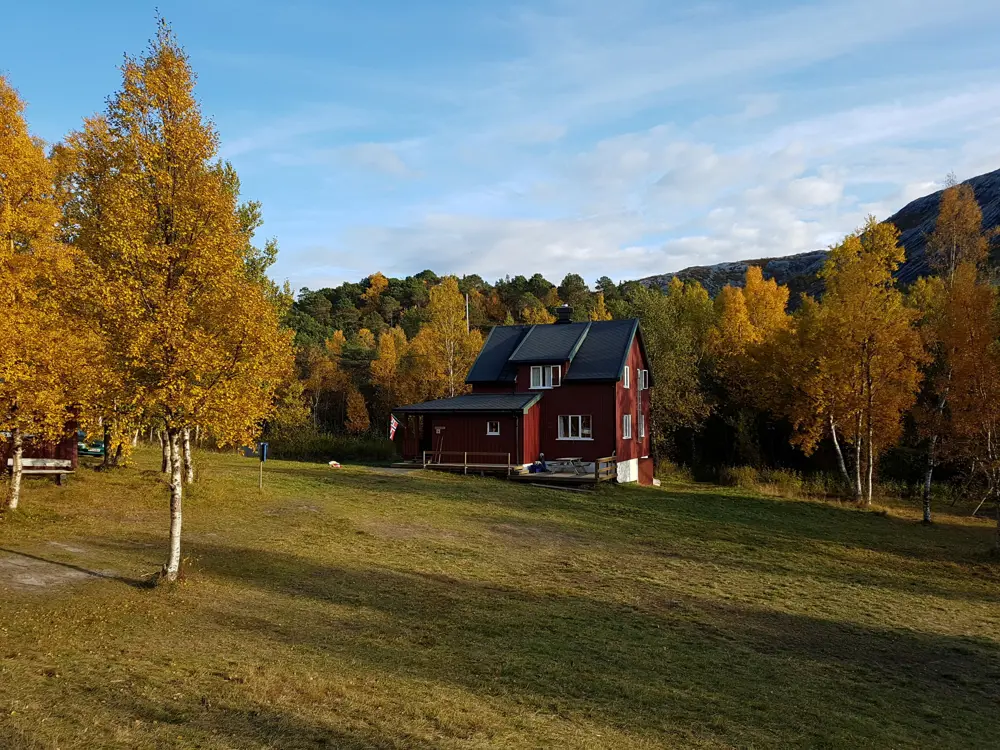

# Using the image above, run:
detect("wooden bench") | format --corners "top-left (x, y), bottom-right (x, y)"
top-left (7, 458), bottom-right (74, 485)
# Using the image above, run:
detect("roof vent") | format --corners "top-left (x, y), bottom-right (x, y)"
top-left (555, 304), bottom-right (573, 324)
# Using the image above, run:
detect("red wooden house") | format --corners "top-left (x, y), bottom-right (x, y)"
top-left (395, 306), bottom-right (654, 484)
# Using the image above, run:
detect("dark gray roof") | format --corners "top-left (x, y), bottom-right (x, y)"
top-left (466, 325), bottom-right (530, 383)
top-left (463, 318), bottom-right (644, 384)
top-left (508, 322), bottom-right (591, 364)
top-left (563, 318), bottom-right (640, 382)
top-left (395, 393), bottom-right (541, 414)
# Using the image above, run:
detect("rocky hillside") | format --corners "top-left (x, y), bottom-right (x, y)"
top-left (639, 167), bottom-right (1000, 296)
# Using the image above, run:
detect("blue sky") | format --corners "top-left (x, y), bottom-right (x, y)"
top-left (3, 1), bottom-right (999, 291)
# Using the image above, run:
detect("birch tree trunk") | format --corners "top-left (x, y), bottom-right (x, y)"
top-left (102, 419), bottom-right (112, 469)
top-left (995, 488), bottom-right (1000, 552)
top-left (182, 428), bottom-right (194, 484)
top-left (922, 376), bottom-right (950, 524)
top-left (866, 432), bottom-right (875, 507)
top-left (164, 428), bottom-right (183, 581)
top-left (829, 415), bottom-right (852, 492)
top-left (922, 434), bottom-right (937, 523)
top-left (853, 414), bottom-right (864, 502)
top-left (7, 429), bottom-right (23, 510)
top-left (159, 430), bottom-right (169, 473)
top-left (864, 353), bottom-right (875, 506)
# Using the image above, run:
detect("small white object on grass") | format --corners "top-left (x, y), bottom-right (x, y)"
top-left (328, 460), bottom-right (342, 468)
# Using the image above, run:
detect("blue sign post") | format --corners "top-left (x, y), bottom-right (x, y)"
top-left (258, 442), bottom-right (269, 490)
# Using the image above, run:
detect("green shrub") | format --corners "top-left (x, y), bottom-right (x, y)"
top-left (718, 466), bottom-right (760, 489)
top-left (758, 468), bottom-right (804, 495)
top-left (267, 431), bottom-right (396, 464)
top-left (656, 460), bottom-right (694, 483)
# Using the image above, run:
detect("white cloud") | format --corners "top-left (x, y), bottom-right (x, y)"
top-left (245, 1), bottom-right (1000, 290)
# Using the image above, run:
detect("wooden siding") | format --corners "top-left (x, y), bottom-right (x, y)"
top-left (615, 334), bottom-right (652, 464)
top-left (639, 456), bottom-right (654, 485)
top-left (538, 382), bottom-right (616, 462)
top-left (521, 401), bottom-right (541, 463)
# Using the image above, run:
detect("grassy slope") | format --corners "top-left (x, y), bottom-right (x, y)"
top-left (0, 450), bottom-right (998, 749)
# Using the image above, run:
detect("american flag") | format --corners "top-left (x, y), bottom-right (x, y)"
top-left (389, 415), bottom-right (399, 440)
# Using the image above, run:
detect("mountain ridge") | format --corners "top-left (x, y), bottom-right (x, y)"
top-left (638, 167), bottom-right (1000, 296)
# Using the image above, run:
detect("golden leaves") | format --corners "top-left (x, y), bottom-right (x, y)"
top-left (63, 21), bottom-right (293, 446)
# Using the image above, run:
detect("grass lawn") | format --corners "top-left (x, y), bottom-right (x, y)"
top-left (1, 449), bottom-right (998, 749)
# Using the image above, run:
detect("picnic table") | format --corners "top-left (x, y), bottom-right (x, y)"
top-left (555, 457), bottom-right (588, 475)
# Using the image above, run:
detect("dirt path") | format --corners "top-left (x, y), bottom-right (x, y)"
top-left (0, 544), bottom-right (118, 591)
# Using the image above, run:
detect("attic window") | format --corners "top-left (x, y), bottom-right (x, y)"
top-left (530, 366), bottom-right (559, 389)
top-left (624, 366), bottom-right (631, 389)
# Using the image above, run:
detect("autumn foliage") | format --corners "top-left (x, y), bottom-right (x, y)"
top-left (3, 16), bottom-right (1000, 566)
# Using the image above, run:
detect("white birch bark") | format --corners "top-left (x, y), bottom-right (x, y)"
top-left (922, 434), bottom-right (937, 523)
top-left (8, 429), bottom-right (23, 510)
top-left (159, 430), bottom-right (170, 473)
top-left (182, 428), bottom-right (194, 484)
top-left (853, 413), bottom-right (863, 502)
top-left (828, 415), bottom-right (852, 492)
top-left (866, 432), bottom-right (875, 507)
top-left (164, 429), bottom-right (183, 581)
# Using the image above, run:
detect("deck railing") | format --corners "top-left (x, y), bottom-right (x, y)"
top-left (594, 455), bottom-right (617, 482)
top-left (422, 450), bottom-right (514, 475)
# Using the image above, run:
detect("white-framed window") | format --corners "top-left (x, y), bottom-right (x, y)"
top-left (623, 413), bottom-right (632, 439)
top-left (558, 415), bottom-right (592, 440)
top-left (487, 421), bottom-right (500, 436)
top-left (640, 369), bottom-right (649, 390)
top-left (530, 366), bottom-right (560, 389)
top-left (638, 413), bottom-right (645, 438)
top-left (624, 366), bottom-right (630, 389)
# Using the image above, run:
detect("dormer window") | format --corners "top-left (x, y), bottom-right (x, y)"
top-left (530, 365), bottom-right (561, 389)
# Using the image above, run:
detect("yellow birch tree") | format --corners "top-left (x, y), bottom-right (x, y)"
top-left (64, 21), bottom-right (293, 580)
top-left (0, 75), bottom-right (99, 509)
top-left (818, 218), bottom-right (926, 504)
top-left (410, 277), bottom-right (483, 398)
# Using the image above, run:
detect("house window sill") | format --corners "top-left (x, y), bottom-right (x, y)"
top-left (556, 437), bottom-right (593, 441)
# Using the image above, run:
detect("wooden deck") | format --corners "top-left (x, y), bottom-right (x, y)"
top-left (391, 452), bottom-right (617, 484)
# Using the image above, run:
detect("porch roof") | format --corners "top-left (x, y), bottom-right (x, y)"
top-left (394, 393), bottom-right (540, 415)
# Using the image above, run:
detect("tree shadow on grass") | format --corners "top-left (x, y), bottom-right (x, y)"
top-left (161, 539), bottom-right (1000, 749)
top-left (0, 546), bottom-right (152, 589)
top-left (5, 675), bottom-right (443, 750)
